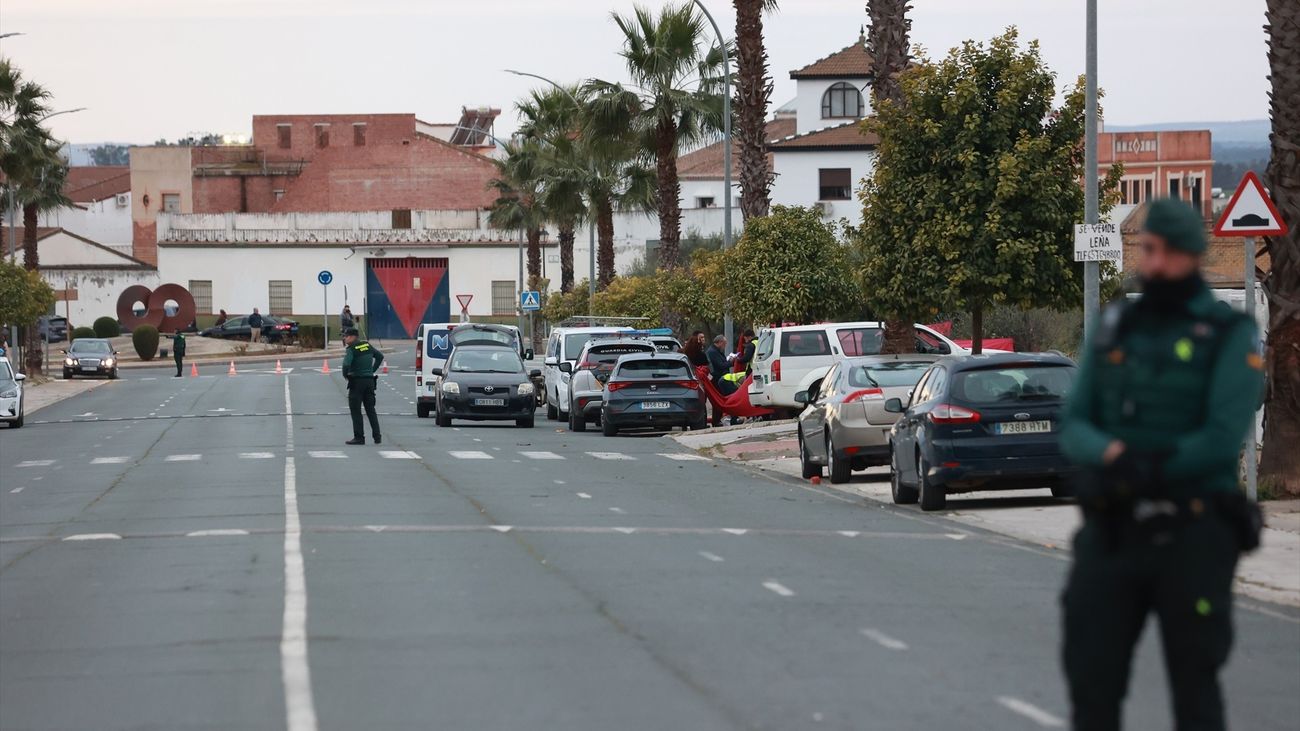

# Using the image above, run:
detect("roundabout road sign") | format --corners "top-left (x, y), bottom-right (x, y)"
top-left (318, 270), bottom-right (333, 286)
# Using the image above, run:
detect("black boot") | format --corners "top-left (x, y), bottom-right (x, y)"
top-left (345, 437), bottom-right (365, 445)
top-left (374, 435), bottom-right (382, 444)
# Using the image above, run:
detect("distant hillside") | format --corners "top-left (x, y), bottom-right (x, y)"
top-left (1105, 119), bottom-right (1269, 146)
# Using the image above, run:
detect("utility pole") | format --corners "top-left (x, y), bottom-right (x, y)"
top-left (1082, 0), bottom-right (1100, 338)
top-left (693, 0), bottom-right (733, 347)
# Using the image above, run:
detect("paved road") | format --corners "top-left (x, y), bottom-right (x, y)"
top-left (3, 351), bottom-right (1298, 730)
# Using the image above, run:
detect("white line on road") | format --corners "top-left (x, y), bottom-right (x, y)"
top-left (241, 452), bottom-right (276, 459)
top-left (490, 525), bottom-right (513, 533)
top-left (995, 697), bottom-right (1064, 728)
top-left (609, 507), bottom-right (626, 514)
top-left (947, 533), bottom-right (968, 541)
top-left (587, 452), bottom-right (634, 460)
top-left (614, 527), bottom-right (636, 534)
top-left (364, 525), bottom-right (387, 533)
top-left (520, 451), bottom-right (564, 460)
top-left (378, 450), bottom-right (420, 459)
top-left (576, 492), bottom-right (592, 499)
top-left (307, 451), bottom-right (346, 459)
top-left (449, 450), bottom-right (493, 460)
top-left (762, 580), bottom-right (795, 597)
top-left (860, 628), bottom-right (909, 651)
top-left (91, 457), bottom-right (128, 464)
top-left (63, 533), bottom-right (121, 541)
top-left (658, 453), bottom-right (709, 461)
top-left (187, 529), bottom-right (250, 537)
top-left (164, 454), bottom-right (201, 462)
top-left (281, 376), bottom-right (319, 731)
top-left (838, 530), bottom-right (861, 538)
top-left (553, 479), bottom-right (567, 485)
top-left (698, 551), bottom-right (725, 562)
top-left (16, 460), bottom-right (54, 468)
top-left (9, 487), bottom-right (23, 494)
top-left (722, 528), bottom-right (749, 536)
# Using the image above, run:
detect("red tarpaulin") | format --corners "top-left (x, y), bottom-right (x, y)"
top-left (954, 338), bottom-right (1016, 351)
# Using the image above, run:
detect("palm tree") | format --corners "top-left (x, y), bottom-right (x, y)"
top-left (587, 3), bottom-right (727, 272)
top-left (865, 0), bottom-right (915, 355)
top-left (487, 140), bottom-right (547, 290)
top-left (1260, 0), bottom-right (1299, 494)
top-left (733, 0), bottom-right (779, 221)
top-left (518, 87), bottom-right (588, 293)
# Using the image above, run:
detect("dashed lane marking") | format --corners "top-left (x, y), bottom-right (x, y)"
top-left (838, 530), bottom-right (861, 538)
top-left (91, 457), bottom-right (129, 464)
top-left (698, 551), bottom-right (724, 562)
top-left (307, 451), bottom-right (346, 459)
top-left (9, 487), bottom-right (24, 494)
top-left (995, 697), bottom-right (1065, 728)
top-left (241, 452), bottom-right (276, 459)
top-left (490, 525), bottom-right (513, 533)
top-left (658, 453), bottom-right (709, 461)
top-left (164, 454), bottom-right (201, 462)
top-left (722, 528), bottom-right (749, 536)
top-left (860, 628), bottom-right (909, 651)
top-left (186, 529), bottom-right (251, 537)
top-left (613, 527), bottom-right (636, 534)
top-left (609, 507), bottom-right (626, 514)
top-left (520, 451), bottom-right (564, 460)
top-left (449, 450), bottom-right (493, 460)
top-left (379, 450), bottom-right (420, 459)
top-left (576, 492), bottom-right (592, 499)
top-left (762, 580), bottom-right (795, 597)
top-left (63, 533), bottom-right (121, 541)
top-left (16, 460), bottom-right (55, 468)
top-left (554, 479), bottom-right (567, 485)
top-left (587, 452), bottom-right (635, 460)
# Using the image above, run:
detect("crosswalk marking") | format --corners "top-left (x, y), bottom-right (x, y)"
top-left (520, 451), bottom-right (564, 460)
top-left (658, 453), bottom-right (709, 461)
top-left (449, 450), bottom-right (493, 460)
top-left (16, 460), bottom-right (55, 468)
top-left (91, 457), bottom-right (128, 464)
top-left (240, 452), bottom-right (276, 459)
top-left (379, 450), bottom-right (419, 460)
top-left (164, 454), bottom-right (201, 462)
top-left (308, 450), bottom-right (347, 459)
top-left (586, 452), bottom-right (635, 461)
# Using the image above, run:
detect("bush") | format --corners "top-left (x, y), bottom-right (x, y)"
top-left (298, 324), bottom-right (325, 349)
top-left (132, 325), bottom-right (159, 361)
top-left (92, 316), bottom-right (121, 338)
top-left (71, 326), bottom-right (96, 341)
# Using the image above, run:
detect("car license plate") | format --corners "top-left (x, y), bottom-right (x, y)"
top-left (81, 365), bottom-right (98, 372)
top-left (641, 401), bottom-right (670, 410)
top-left (474, 398), bottom-right (505, 407)
top-left (997, 420), bottom-right (1051, 435)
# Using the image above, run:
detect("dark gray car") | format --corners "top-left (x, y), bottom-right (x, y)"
top-left (600, 352), bottom-right (707, 436)
top-left (433, 345), bottom-right (539, 428)
top-left (62, 338), bottom-right (119, 379)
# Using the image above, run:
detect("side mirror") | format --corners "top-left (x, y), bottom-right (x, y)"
top-left (529, 368), bottom-right (542, 378)
top-left (558, 362), bottom-right (572, 374)
top-left (14, 373), bottom-right (25, 381)
top-left (793, 390), bottom-right (809, 405)
top-left (524, 348), bottom-right (535, 361)
top-left (544, 356), bottom-right (558, 366)
top-left (884, 397), bottom-right (904, 414)
top-left (60, 349), bottom-right (67, 354)
top-left (431, 367), bottom-right (443, 377)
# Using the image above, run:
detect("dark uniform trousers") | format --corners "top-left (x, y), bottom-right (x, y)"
top-left (348, 377), bottom-right (380, 440)
top-left (1063, 511), bottom-right (1238, 731)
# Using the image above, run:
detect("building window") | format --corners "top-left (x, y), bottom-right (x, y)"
top-left (353, 123), bottom-right (367, 146)
top-left (821, 82), bottom-right (863, 119)
top-left (696, 196), bottom-right (715, 208)
top-left (277, 124), bottom-right (292, 149)
top-left (268, 280), bottom-right (293, 314)
top-left (818, 168), bottom-right (852, 200)
top-left (189, 280), bottom-right (213, 315)
top-left (491, 281), bottom-right (516, 315)
top-left (392, 209), bottom-right (412, 229)
top-left (1144, 179), bottom-right (1153, 202)
top-left (273, 189), bottom-right (285, 201)
top-left (314, 123), bottom-right (330, 149)
top-left (1169, 177), bottom-right (1181, 200)
top-left (161, 193), bottom-right (181, 213)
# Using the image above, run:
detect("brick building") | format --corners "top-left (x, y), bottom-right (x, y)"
top-left (1101, 129), bottom-right (1213, 216)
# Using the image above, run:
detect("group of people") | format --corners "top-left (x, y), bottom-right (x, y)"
top-left (681, 328), bottom-right (757, 396)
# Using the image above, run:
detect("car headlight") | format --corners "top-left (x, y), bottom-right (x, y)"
top-left (64, 357), bottom-right (75, 366)
top-left (0, 388), bottom-right (16, 399)
top-left (441, 381), bottom-right (460, 394)
top-left (103, 358), bottom-right (115, 367)
top-left (517, 382), bottom-right (535, 396)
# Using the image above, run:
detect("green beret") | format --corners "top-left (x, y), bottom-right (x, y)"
top-left (1143, 197), bottom-right (1207, 254)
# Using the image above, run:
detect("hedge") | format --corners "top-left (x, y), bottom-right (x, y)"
top-left (70, 326), bottom-right (96, 341)
top-left (132, 325), bottom-right (160, 361)
top-left (298, 324), bottom-right (325, 349)
top-left (92, 316), bottom-right (122, 338)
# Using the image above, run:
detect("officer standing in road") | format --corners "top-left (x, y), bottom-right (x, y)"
top-left (341, 327), bottom-right (384, 445)
top-left (1059, 197), bottom-right (1264, 731)
top-left (172, 329), bottom-right (186, 378)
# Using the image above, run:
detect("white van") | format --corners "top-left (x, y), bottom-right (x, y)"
top-left (416, 322), bottom-right (458, 418)
top-left (748, 322), bottom-right (964, 410)
top-left (542, 326), bottom-right (632, 421)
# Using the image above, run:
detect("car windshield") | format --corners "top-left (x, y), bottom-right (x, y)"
top-left (0, 361), bottom-right (13, 381)
top-left (848, 361), bottom-right (931, 388)
top-left (449, 349), bottom-right (523, 373)
top-left (953, 365), bottom-right (1077, 404)
top-left (452, 328), bottom-right (516, 348)
top-left (70, 340), bottom-right (112, 354)
top-left (565, 332), bottom-right (621, 358)
top-left (617, 359), bottom-right (691, 379)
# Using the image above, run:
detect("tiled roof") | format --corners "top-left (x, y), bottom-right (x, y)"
top-left (790, 36), bottom-right (875, 79)
top-left (768, 121), bottom-right (879, 151)
top-left (677, 117), bottom-right (798, 180)
top-left (64, 166), bottom-right (131, 203)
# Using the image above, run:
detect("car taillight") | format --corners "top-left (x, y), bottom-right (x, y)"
top-left (772, 359), bottom-right (781, 382)
top-left (673, 380), bottom-right (699, 390)
top-left (275, 324), bottom-right (291, 330)
top-left (607, 382), bottom-right (629, 392)
top-left (928, 404), bottom-right (981, 424)
top-left (844, 388), bottom-right (883, 403)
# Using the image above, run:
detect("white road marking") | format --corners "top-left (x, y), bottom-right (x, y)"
top-left (186, 529), bottom-right (250, 537)
top-left (520, 451), bottom-right (564, 460)
top-left (164, 454), bottom-right (201, 462)
top-left (587, 451), bottom-right (634, 460)
top-left (576, 492), bottom-right (592, 499)
top-left (996, 697), bottom-right (1065, 728)
top-left (614, 527), bottom-right (636, 534)
top-left (490, 525), bottom-right (513, 533)
top-left (9, 487), bottom-right (24, 494)
top-left (241, 452), bottom-right (276, 459)
top-left (16, 460), bottom-right (55, 468)
top-left (378, 450), bottom-right (419, 459)
top-left (698, 551), bottom-right (725, 562)
top-left (364, 525), bottom-right (387, 533)
top-left (658, 453), bottom-right (709, 461)
top-left (281, 376), bottom-right (319, 731)
top-left (947, 533), bottom-right (968, 540)
top-left (63, 533), bottom-right (121, 541)
top-left (91, 457), bottom-right (128, 464)
top-left (308, 451), bottom-right (346, 459)
top-left (762, 580), bottom-right (795, 597)
top-left (838, 530), bottom-right (861, 538)
top-left (722, 528), bottom-right (749, 536)
top-left (860, 628), bottom-right (909, 651)
top-left (553, 479), bottom-right (566, 485)
top-left (609, 507), bottom-right (626, 514)
top-left (449, 450), bottom-right (493, 460)
top-left (472, 437), bottom-right (482, 442)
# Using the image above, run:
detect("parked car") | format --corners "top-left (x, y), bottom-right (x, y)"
top-left (37, 315), bottom-right (69, 343)
top-left (200, 315), bottom-right (299, 343)
top-left (748, 321), bottom-right (965, 411)
top-left (0, 356), bottom-right (26, 428)
top-left (886, 352), bottom-right (1079, 511)
top-left (650, 336), bottom-right (683, 353)
top-left (796, 354), bottom-right (940, 483)
top-left (450, 323), bottom-right (531, 360)
top-left (601, 352), bottom-right (707, 436)
top-left (564, 336), bottom-right (658, 432)
top-left (415, 322), bottom-right (459, 418)
top-left (433, 345), bottom-right (538, 428)
top-left (543, 326), bottom-right (633, 422)
top-left (61, 338), bottom-right (119, 379)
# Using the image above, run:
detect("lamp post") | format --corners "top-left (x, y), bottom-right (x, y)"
top-left (692, 0), bottom-right (733, 348)
top-left (1082, 0), bottom-right (1100, 338)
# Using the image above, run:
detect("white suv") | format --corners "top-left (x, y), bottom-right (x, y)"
top-left (0, 356), bottom-right (25, 428)
top-left (748, 322), bottom-right (964, 410)
top-left (542, 326), bottom-right (632, 421)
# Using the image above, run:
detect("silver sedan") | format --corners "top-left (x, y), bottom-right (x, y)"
top-left (796, 354), bottom-right (940, 483)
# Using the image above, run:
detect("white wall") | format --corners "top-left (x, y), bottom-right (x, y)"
top-left (38, 197), bottom-right (133, 247)
top-left (771, 149), bottom-right (877, 222)
top-left (794, 79), bottom-right (872, 136)
top-left (41, 268), bottom-right (161, 326)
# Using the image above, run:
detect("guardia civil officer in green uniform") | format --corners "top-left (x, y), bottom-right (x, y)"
top-left (172, 330), bottom-right (187, 378)
top-left (1059, 197), bottom-right (1264, 731)
top-left (341, 327), bottom-right (384, 445)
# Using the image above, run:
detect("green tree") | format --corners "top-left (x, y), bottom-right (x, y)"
top-left (88, 144), bottom-right (129, 166)
top-left (0, 261), bottom-right (56, 356)
top-left (856, 29), bottom-right (1120, 353)
top-left (720, 205), bottom-right (855, 325)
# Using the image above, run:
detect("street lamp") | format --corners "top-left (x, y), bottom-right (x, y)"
top-left (692, 0), bottom-right (734, 348)
top-left (1082, 0), bottom-right (1100, 337)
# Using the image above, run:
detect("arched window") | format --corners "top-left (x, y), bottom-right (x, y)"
top-left (821, 82), bottom-right (863, 119)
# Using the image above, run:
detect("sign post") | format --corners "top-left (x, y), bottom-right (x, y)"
top-left (455, 294), bottom-right (474, 324)
top-left (1073, 222), bottom-right (1123, 271)
top-left (318, 270), bottom-right (333, 350)
top-left (1213, 171), bottom-right (1288, 501)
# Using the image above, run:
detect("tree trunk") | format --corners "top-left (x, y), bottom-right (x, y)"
top-left (970, 305), bottom-right (984, 355)
top-left (597, 196), bottom-right (616, 290)
top-left (879, 318), bottom-right (913, 354)
top-left (559, 225), bottom-right (575, 293)
top-left (1261, 0), bottom-right (1300, 494)
top-left (21, 202), bottom-right (43, 374)
top-left (733, 0), bottom-right (773, 221)
top-left (654, 120), bottom-right (682, 271)
top-left (527, 228), bottom-right (542, 282)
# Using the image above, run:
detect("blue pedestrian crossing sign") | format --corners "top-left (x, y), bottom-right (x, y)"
top-left (317, 270), bottom-right (333, 286)
top-left (520, 290), bottom-right (541, 311)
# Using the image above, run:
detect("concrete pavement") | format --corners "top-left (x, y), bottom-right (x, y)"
top-left (2, 351), bottom-right (1298, 730)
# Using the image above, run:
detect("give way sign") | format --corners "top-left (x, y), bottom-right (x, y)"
top-left (1214, 171), bottom-right (1289, 237)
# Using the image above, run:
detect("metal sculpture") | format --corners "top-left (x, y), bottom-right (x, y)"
top-left (116, 284), bottom-right (197, 333)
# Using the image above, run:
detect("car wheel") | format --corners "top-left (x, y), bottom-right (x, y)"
top-left (917, 452), bottom-right (946, 511)
top-left (417, 403), bottom-right (431, 419)
top-left (63, 369), bottom-right (72, 380)
top-left (799, 431), bottom-right (821, 479)
top-left (570, 400), bottom-right (586, 432)
top-left (1050, 481), bottom-right (1073, 499)
top-left (546, 398), bottom-right (558, 421)
top-left (827, 433), bottom-right (851, 484)
top-left (11, 411), bottom-right (22, 429)
top-left (109, 369), bottom-right (118, 380)
top-left (436, 410), bottom-right (451, 428)
top-left (516, 414), bottom-right (535, 428)
top-left (890, 447), bottom-right (919, 504)
top-left (602, 416), bottom-right (618, 437)
top-left (690, 412), bottom-right (708, 431)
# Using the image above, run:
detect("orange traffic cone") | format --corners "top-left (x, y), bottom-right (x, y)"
top-left (190, 362), bottom-right (198, 377)
top-left (228, 360), bottom-right (237, 376)
top-left (275, 359), bottom-right (284, 375)
top-left (321, 359), bottom-right (331, 374)
top-left (382, 362), bottom-right (389, 375)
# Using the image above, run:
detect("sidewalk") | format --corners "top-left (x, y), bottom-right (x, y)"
top-left (672, 421), bottom-right (1300, 608)
top-left (22, 376), bottom-right (112, 415)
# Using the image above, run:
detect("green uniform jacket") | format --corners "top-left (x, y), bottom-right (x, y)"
top-left (342, 340), bottom-right (384, 379)
top-left (1060, 285), bottom-right (1263, 493)
top-left (173, 333), bottom-right (186, 357)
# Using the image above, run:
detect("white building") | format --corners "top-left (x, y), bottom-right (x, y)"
top-left (36, 166), bottom-right (134, 253)
top-left (34, 228), bottom-right (159, 326)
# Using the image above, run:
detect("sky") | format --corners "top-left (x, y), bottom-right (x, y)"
top-left (0, 0), bottom-right (1272, 146)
